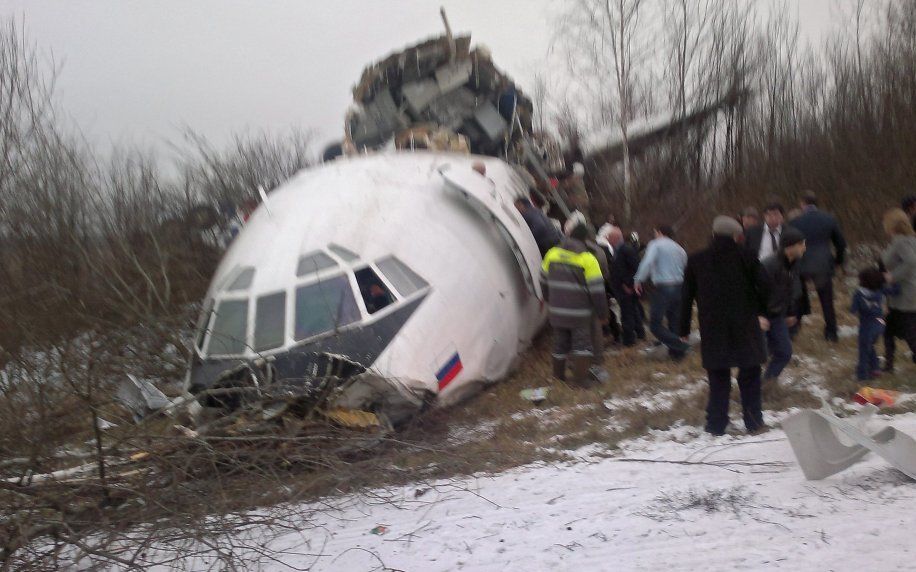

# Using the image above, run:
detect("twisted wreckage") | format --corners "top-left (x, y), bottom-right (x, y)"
top-left (183, 23), bottom-right (741, 428)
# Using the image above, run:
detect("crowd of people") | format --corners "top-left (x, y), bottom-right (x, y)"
top-left (524, 183), bottom-right (916, 437)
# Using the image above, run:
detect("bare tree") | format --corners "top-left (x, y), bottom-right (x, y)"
top-left (557, 0), bottom-right (657, 223)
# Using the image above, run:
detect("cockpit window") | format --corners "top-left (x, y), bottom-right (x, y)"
top-left (328, 243), bottom-right (360, 263)
top-left (296, 251), bottom-right (338, 277)
top-left (375, 256), bottom-right (428, 297)
top-left (227, 267), bottom-right (255, 291)
top-left (194, 298), bottom-right (214, 352)
top-left (206, 299), bottom-right (249, 355)
top-left (294, 274), bottom-right (360, 341)
top-left (354, 267), bottom-right (395, 314)
top-left (254, 291), bottom-right (286, 352)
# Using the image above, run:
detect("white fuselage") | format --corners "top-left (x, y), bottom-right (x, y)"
top-left (190, 152), bottom-right (545, 410)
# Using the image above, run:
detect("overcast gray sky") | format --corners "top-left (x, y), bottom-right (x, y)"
top-left (1, 0), bottom-right (840, 159)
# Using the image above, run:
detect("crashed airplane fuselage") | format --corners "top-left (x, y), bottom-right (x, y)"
top-left (187, 152), bottom-right (545, 423)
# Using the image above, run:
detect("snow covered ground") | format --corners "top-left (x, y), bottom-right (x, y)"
top-left (175, 411), bottom-right (916, 571)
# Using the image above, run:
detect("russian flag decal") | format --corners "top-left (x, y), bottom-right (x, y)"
top-left (436, 352), bottom-right (463, 391)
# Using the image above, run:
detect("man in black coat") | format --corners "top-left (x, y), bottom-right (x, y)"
top-left (680, 216), bottom-right (771, 436)
top-left (607, 227), bottom-right (645, 346)
top-left (789, 191), bottom-right (847, 341)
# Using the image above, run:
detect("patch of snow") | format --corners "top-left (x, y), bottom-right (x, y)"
top-left (602, 380), bottom-right (705, 425)
top-left (838, 325), bottom-right (858, 339)
top-left (142, 415), bottom-right (916, 571)
top-left (447, 419), bottom-right (500, 446)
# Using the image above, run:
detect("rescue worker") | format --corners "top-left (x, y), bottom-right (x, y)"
top-left (540, 219), bottom-right (609, 387)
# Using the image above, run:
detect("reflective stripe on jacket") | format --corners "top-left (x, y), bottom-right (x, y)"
top-left (539, 238), bottom-right (609, 329)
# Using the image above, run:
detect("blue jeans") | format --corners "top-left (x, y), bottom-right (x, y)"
top-left (649, 284), bottom-right (689, 356)
top-left (764, 316), bottom-right (792, 379)
top-left (858, 320), bottom-right (885, 379)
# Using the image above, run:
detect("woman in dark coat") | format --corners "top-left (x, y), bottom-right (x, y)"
top-left (680, 216), bottom-right (771, 436)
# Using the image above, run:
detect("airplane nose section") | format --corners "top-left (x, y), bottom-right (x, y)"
top-left (188, 293), bottom-right (427, 405)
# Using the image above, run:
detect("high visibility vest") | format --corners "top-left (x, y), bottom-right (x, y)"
top-left (541, 247), bottom-right (602, 281)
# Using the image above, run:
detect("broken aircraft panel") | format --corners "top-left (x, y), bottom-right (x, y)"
top-left (345, 33), bottom-right (533, 156)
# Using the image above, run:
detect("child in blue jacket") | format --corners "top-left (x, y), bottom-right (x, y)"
top-left (850, 268), bottom-right (890, 380)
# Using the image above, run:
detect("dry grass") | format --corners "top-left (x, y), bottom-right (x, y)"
top-left (8, 275), bottom-right (911, 569)
top-left (406, 273), bottom-right (915, 481)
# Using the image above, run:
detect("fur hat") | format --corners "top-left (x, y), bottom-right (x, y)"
top-left (712, 215), bottom-right (743, 237)
top-left (563, 210), bottom-right (588, 236)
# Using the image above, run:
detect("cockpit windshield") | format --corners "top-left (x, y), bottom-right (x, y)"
top-left (206, 299), bottom-right (249, 355)
top-left (294, 274), bottom-right (361, 341)
top-left (200, 252), bottom-right (429, 357)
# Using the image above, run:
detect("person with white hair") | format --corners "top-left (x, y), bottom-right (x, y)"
top-left (679, 215), bottom-right (771, 436)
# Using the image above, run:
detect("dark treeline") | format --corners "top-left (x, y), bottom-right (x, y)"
top-left (0, 21), bottom-right (314, 353)
top-left (559, 0), bottom-right (916, 249)
top-left (3, 2), bottom-right (915, 350)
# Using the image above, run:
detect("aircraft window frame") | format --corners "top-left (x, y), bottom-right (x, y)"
top-left (296, 250), bottom-right (338, 278)
top-left (253, 290), bottom-right (287, 352)
top-left (293, 273), bottom-right (361, 342)
top-left (353, 266), bottom-right (397, 315)
top-left (194, 298), bottom-right (215, 353)
top-left (374, 256), bottom-right (429, 298)
top-left (226, 267), bottom-right (255, 291)
top-left (327, 243), bottom-right (360, 263)
top-left (205, 298), bottom-right (250, 356)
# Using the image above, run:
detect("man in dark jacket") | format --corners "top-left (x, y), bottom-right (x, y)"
top-left (540, 222), bottom-right (609, 387)
top-left (608, 227), bottom-right (645, 346)
top-left (745, 203), bottom-right (787, 261)
top-left (790, 191), bottom-right (847, 341)
top-left (680, 216), bottom-right (771, 436)
top-left (760, 227), bottom-right (806, 384)
top-left (515, 196), bottom-right (561, 257)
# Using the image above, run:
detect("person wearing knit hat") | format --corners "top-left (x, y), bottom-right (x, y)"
top-left (712, 215), bottom-right (744, 238)
top-left (760, 226), bottom-right (807, 386)
top-left (680, 214), bottom-right (772, 436)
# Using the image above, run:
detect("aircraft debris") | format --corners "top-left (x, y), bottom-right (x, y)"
top-left (783, 401), bottom-right (916, 481)
top-left (116, 374), bottom-right (172, 422)
top-left (345, 29), bottom-right (533, 159)
top-left (853, 386), bottom-right (901, 407)
top-left (520, 387), bottom-right (550, 405)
